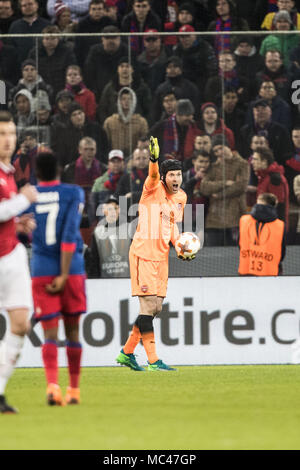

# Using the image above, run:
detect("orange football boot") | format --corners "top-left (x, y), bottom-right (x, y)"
top-left (65, 386), bottom-right (80, 405)
top-left (46, 383), bottom-right (65, 406)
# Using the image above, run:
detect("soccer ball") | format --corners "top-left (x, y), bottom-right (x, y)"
top-left (175, 232), bottom-right (201, 259)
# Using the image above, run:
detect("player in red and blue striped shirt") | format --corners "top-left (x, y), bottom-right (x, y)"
top-left (30, 151), bottom-right (86, 406)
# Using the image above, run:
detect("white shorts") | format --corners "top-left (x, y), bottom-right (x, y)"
top-left (0, 243), bottom-right (32, 311)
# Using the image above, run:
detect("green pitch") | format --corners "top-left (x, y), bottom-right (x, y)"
top-left (1, 365), bottom-right (300, 450)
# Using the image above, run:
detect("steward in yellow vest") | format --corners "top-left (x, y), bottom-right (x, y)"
top-left (239, 193), bottom-right (285, 276)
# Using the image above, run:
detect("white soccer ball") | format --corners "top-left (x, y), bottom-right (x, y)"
top-left (175, 232), bottom-right (201, 259)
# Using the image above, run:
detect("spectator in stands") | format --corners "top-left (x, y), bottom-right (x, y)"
top-left (84, 25), bottom-right (129, 101)
top-left (0, 0), bottom-right (17, 34)
top-left (204, 50), bottom-right (250, 106)
top-left (150, 98), bottom-right (198, 161)
top-left (135, 135), bottom-right (150, 154)
top-left (64, 65), bottom-right (96, 121)
top-left (86, 194), bottom-right (131, 278)
top-left (251, 146), bottom-right (289, 226)
top-left (51, 102), bottom-right (108, 167)
top-left (200, 134), bottom-right (249, 247)
top-left (207, 0), bottom-right (249, 55)
top-left (164, 2), bottom-right (207, 51)
top-left (104, 0), bottom-right (120, 27)
top-left (221, 87), bottom-right (246, 151)
top-left (256, 50), bottom-right (291, 102)
top-left (259, 10), bottom-right (300, 67)
top-left (172, 24), bottom-right (217, 100)
top-left (8, 0), bottom-right (50, 63)
top-left (61, 136), bottom-right (102, 228)
top-left (246, 79), bottom-right (292, 130)
top-left (137, 29), bottom-right (169, 94)
top-left (47, 0), bottom-right (90, 22)
top-left (184, 102), bottom-right (235, 159)
top-left (114, 146), bottom-right (149, 204)
top-left (74, 0), bottom-right (115, 67)
top-left (97, 55), bottom-right (152, 124)
top-left (181, 133), bottom-right (213, 171)
top-left (9, 59), bottom-right (53, 111)
top-left (12, 129), bottom-right (38, 188)
top-left (239, 98), bottom-right (293, 163)
top-left (182, 150), bottom-right (211, 230)
top-left (28, 25), bottom-right (77, 98)
top-left (151, 55), bottom-right (199, 124)
top-left (51, 89), bottom-right (74, 128)
top-left (261, 0), bottom-right (300, 29)
top-left (284, 126), bottom-right (300, 199)
top-left (91, 149), bottom-right (125, 214)
top-left (247, 134), bottom-right (270, 208)
top-left (33, 99), bottom-right (52, 146)
top-left (158, 90), bottom-right (178, 122)
top-left (13, 89), bottom-right (35, 135)
top-left (291, 173), bottom-right (300, 243)
top-left (233, 36), bottom-right (264, 96)
top-left (53, 0), bottom-right (78, 51)
top-left (103, 87), bottom-right (148, 158)
top-left (121, 0), bottom-right (162, 55)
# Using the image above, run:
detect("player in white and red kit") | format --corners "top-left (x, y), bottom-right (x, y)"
top-left (0, 111), bottom-right (37, 414)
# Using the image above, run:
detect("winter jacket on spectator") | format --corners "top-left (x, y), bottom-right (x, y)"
top-left (84, 41), bottom-right (130, 101)
top-left (200, 151), bottom-right (249, 229)
top-left (121, 8), bottom-right (162, 55)
top-left (151, 75), bottom-right (199, 124)
top-left (51, 119), bottom-right (108, 168)
top-left (149, 113), bottom-right (198, 161)
top-left (74, 14), bottom-right (115, 67)
top-left (103, 87), bottom-right (148, 158)
top-left (255, 161), bottom-right (289, 227)
top-left (8, 16), bottom-right (50, 64)
top-left (97, 71), bottom-right (152, 125)
top-left (255, 65), bottom-right (291, 103)
top-left (234, 43), bottom-right (264, 90)
top-left (137, 45), bottom-right (169, 94)
top-left (184, 118), bottom-right (235, 158)
top-left (245, 94), bottom-right (292, 130)
top-left (239, 120), bottom-right (293, 164)
top-left (28, 41), bottom-right (77, 98)
top-left (172, 38), bottom-right (217, 98)
top-left (259, 32), bottom-right (299, 68)
top-left (65, 82), bottom-right (96, 121)
top-left (0, 42), bottom-right (20, 85)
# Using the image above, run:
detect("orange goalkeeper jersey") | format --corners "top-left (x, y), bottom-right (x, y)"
top-left (131, 161), bottom-right (187, 261)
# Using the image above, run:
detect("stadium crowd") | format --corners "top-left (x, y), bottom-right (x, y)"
top-left (3, 0), bottom-right (300, 275)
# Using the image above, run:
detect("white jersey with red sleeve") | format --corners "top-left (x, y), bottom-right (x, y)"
top-left (0, 162), bottom-right (30, 258)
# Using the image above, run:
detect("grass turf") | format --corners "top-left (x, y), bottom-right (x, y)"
top-left (1, 365), bottom-right (300, 450)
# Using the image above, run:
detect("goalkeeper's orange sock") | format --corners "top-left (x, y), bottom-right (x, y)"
top-left (138, 315), bottom-right (159, 364)
top-left (123, 322), bottom-right (141, 355)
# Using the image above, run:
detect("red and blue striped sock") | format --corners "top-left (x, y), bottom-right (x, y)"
top-left (42, 340), bottom-right (58, 385)
top-left (66, 342), bottom-right (82, 388)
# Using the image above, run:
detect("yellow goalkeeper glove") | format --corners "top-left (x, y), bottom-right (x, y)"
top-left (149, 136), bottom-right (160, 162)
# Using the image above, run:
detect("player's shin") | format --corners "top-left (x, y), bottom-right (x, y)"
top-left (123, 318), bottom-right (141, 355)
top-left (138, 315), bottom-right (159, 364)
top-left (66, 341), bottom-right (82, 388)
top-left (0, 331), bottom-right (25, 395)
top-left (42, 340), bottom-right (58, 385)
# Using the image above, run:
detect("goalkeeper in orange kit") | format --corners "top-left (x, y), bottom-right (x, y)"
top-left (116, 136), bottom-right (194, 371)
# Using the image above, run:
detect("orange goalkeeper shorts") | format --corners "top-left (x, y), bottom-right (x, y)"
top-left (129, 250), bottom-right (168, 297)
